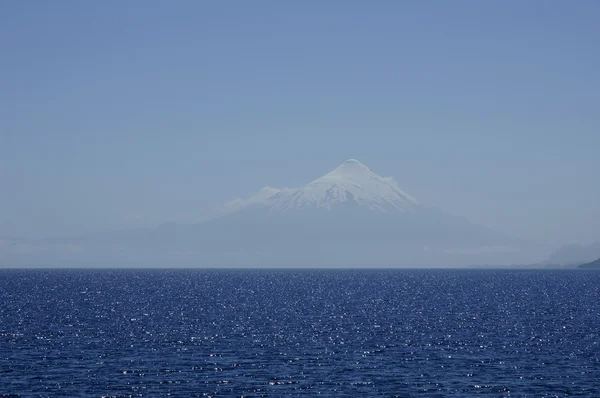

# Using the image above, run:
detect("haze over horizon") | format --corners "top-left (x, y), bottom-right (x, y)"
top-left (2, 1), bottom-right (599, 254)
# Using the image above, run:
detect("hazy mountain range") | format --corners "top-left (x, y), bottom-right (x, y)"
top-left (546, 241), bottom-right (600, 266)
top-left (578, 257), bottom-right (600, 269)
top-left (0, 159), bottom-right (578, 268)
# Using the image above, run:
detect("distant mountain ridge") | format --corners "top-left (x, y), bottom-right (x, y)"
top-left (579, 257), bottom-right (600, 269)
top-left (546, 241), bottom-right (600, 265)
top-left (1, 159), bottom-right (537, 267)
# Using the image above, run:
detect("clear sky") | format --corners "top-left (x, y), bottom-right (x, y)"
top-left (1, 1), bottom-right (599, 246)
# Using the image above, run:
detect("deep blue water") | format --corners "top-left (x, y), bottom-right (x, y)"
top-left (1, 269), bottom-right (599, 397)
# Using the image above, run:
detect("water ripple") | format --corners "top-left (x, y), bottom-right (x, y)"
top-left (0, 269), bottom-right (599, 396)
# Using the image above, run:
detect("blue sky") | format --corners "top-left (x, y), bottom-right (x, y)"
top-left (1, 1), bottom-right (599, 245)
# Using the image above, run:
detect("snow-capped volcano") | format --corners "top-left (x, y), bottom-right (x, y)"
top-left (3, 159), bottom-right (534, 268)
top-left (189, 159), bottom-right (528, 266)
top-left (219, 159), bottom-right (418, 215)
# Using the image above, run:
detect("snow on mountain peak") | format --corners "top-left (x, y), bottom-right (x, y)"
top-left (272, 159), bottom-right (418, 211)
top-left (214, 160), bottom-right (419, 216)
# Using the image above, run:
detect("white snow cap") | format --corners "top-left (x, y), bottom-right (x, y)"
top-left (270, 159), bottom-right (418, 211)
top-left (216, 159), bottom-right (419, 215)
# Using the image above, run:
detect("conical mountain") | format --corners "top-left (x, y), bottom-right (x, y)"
top-left (148, 159), bottom-right (525, 267)
top-left (216, 159), bottom-right (419, 215)
top-left (1, 160), bottom-right (535, 267)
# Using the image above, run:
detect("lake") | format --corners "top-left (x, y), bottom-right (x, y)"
top-left (1, 269), bottom-right (598, 396)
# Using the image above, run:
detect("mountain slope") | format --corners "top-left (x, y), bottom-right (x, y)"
top-left (579, 257), bottom-right (600, 269)
top-left (547, 241), bottom-right (600, 265)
